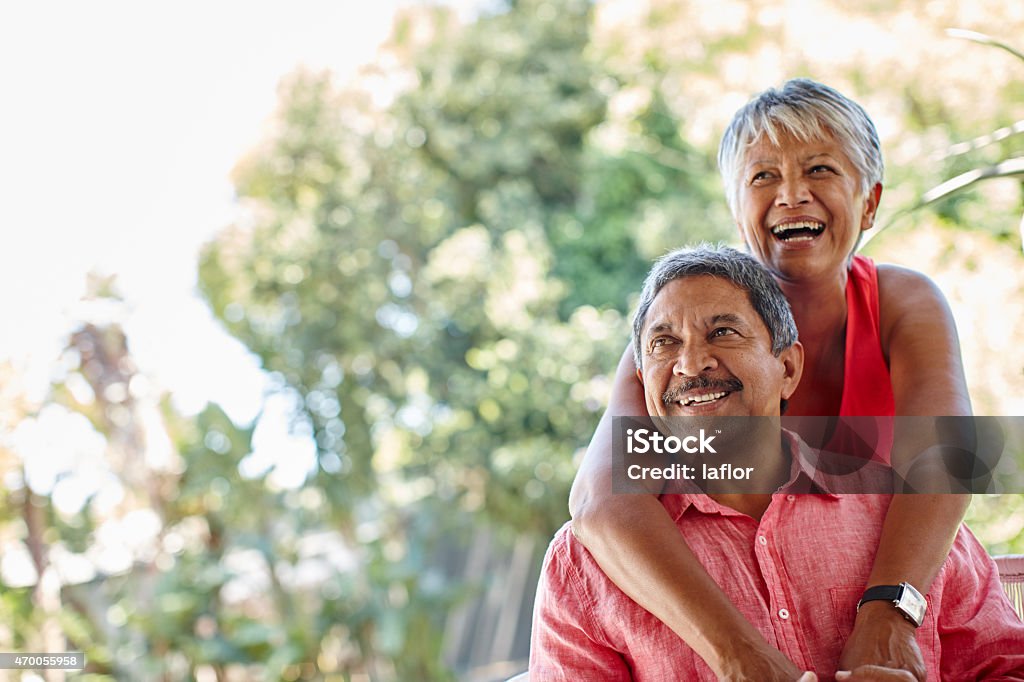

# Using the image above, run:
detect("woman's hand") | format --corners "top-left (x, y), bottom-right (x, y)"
top-left (710, 639), bottom-right (802, 681)
top-left (836, 665), bottom-right (917, 681)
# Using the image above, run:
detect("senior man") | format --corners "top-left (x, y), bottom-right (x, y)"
top-left (529, 245), bottom-right (1024, 681)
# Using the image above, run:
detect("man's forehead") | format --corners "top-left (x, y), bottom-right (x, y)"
top-left (646, 275), bottom-right (752, 324)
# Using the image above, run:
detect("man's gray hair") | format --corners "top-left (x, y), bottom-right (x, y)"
top-left (632, 245), bottom-right (798, 368)
top-left (717, 78), bottom-right (884, 214)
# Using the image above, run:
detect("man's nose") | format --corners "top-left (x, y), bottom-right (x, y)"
top-left (775, 174), bottom-right (812, 207)
top-left (673, 342), bottom-right (718, 376)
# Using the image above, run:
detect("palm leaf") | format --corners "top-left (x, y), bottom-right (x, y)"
top-left (935, 119), bottom-right (1024, 160)
top-left (945, 28), bottom-right (1024, 64)
top-left (919, 158), bottom-right (1024, 206)
top-left (868, 30), bottom-right (1024, 253)
top-left (869, 158), bottom-right (1024, 248)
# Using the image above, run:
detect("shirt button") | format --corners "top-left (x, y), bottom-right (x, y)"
top-left (758, 535), bottom-right (767, 545)
top-left (786, 495), bottom-right (796, 501)
top-left (778, 608), bottom-right (790, 620)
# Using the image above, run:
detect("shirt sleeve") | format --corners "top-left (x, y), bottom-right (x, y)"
top-left (529, 528), bottom-right (633, 681)
top-left (937, 527), bottom-right (1024, 680)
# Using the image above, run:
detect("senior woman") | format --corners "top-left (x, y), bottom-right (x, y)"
top-left (569, 79), bottom-right (971, 680)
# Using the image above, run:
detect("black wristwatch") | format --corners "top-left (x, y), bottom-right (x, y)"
top-left (857, 582), bottom-right (927, 627)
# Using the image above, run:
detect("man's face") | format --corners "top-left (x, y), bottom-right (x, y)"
top-left (637, 275), bottom-right (802, 418)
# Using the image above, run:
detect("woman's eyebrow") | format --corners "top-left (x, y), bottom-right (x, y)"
top-left (803, 152), bottom-right (839, 163)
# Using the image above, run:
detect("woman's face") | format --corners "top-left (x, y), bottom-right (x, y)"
top-left (733, 132), bottom-right (881, 283)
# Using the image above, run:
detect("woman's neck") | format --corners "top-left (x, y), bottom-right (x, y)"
top-left (777, 267), bottom-right (849, 343)
top-left (776, 266), bottom-right (850, 416)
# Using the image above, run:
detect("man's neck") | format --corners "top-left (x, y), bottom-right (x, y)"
top-left (706, 429), bottom-right (791, 520)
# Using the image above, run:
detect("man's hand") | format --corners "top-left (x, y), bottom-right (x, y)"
top-left (836, 665), bottom-right (917, 681)
top-left (838, 601), bottom-right (926, 681)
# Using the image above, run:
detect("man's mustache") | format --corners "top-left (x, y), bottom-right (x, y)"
top-left (662, 375), bottom-right (743, 404)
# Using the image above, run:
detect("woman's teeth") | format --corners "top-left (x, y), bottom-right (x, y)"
top-left (771, 221), bottom-right (824, 241)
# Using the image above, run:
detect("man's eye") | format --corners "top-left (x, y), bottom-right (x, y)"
top-left (711, 327), bottom-right (737, 338)
top-left (652, 337), bottom-right (675, 348)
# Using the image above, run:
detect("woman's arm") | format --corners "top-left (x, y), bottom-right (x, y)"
top-left (839, 266), bottom-right (973, 679)
top-left (569, 346), bottom-right (801, 680)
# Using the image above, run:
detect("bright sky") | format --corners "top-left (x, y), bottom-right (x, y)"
top-left (0, 1), bottom-right (480, 421)
top-left (0, 0), bottom-right (489, 534)
top-left (0, 0), bottom-right (486, 587)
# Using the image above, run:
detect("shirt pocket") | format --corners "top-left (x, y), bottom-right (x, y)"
top-left (828, 585), bottom-right (940, 681)
top-left (828, 585), bottom-right (864, 642)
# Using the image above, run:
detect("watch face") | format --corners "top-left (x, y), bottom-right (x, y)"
top-left (897, 583), bottom-right (927, 626)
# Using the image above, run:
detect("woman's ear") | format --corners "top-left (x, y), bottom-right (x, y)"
top-left (861, 182), bottom-right (883, 231)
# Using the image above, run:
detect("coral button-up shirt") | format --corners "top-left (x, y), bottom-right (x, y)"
top-left (530, 439), bottom-right (1024, 680)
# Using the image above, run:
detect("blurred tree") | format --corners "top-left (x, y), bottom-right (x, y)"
top-left (198, 0), bottom-right (728, 676)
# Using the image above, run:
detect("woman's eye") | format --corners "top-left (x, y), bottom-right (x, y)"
top-left (810, 164), bottom-right (835, 174)
top-left (751, 170), bottom-right (773, 183)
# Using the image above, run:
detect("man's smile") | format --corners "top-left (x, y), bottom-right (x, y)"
top-left (663, 376), bottom-right (743, 411)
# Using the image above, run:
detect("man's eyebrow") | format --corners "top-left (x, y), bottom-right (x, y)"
top-left (646, 313), bottom-right (748, 335)
top-left (709, 313), bottom-right (746, 327)
top-left (645, 321), bottom-right (674, 335)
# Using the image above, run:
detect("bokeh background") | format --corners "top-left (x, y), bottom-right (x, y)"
top-left (2, 0), bottom-right (1023, 680)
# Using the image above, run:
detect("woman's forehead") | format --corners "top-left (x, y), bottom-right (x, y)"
top-left (743, 130), bottom-right (848, 164)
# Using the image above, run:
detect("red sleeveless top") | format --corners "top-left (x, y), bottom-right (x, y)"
top-left (789, 255), bottom-right (896, 463)
top-left (840, 255), bottom-right (896, 417)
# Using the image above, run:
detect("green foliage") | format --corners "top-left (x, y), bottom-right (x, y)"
top-left (196, 1), bottom-right (670, 675)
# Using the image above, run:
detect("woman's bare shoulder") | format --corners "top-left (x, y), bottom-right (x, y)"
top-left (873, 264), bottom-right (971, 414)
top-left (875, 263), bottom-right (952, 338)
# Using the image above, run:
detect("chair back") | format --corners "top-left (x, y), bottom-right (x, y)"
top-left (995, 554), bottom-right (1024, 620)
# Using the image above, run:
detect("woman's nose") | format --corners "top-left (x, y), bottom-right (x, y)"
top-left (775, 175), bottom-right (812, 207)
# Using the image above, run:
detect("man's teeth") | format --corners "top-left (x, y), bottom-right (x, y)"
top-left (679, 391), bottom-right (727, 406)
top-left (771, 220), bottom-right (824, 240)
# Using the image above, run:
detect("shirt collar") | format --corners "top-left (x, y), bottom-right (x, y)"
top-left (661, 429), bottom-right (839, 521)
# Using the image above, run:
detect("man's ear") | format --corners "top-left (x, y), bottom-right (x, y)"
top-left (779, 341), bottom-right (804, 401)
top-left (860, 182), bottom-right (883, 232)
top-left (636, 367), bottom-right (644, 385)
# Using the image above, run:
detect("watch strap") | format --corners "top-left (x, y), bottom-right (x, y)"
top-left (857, 584), bottom-right (902, 609)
